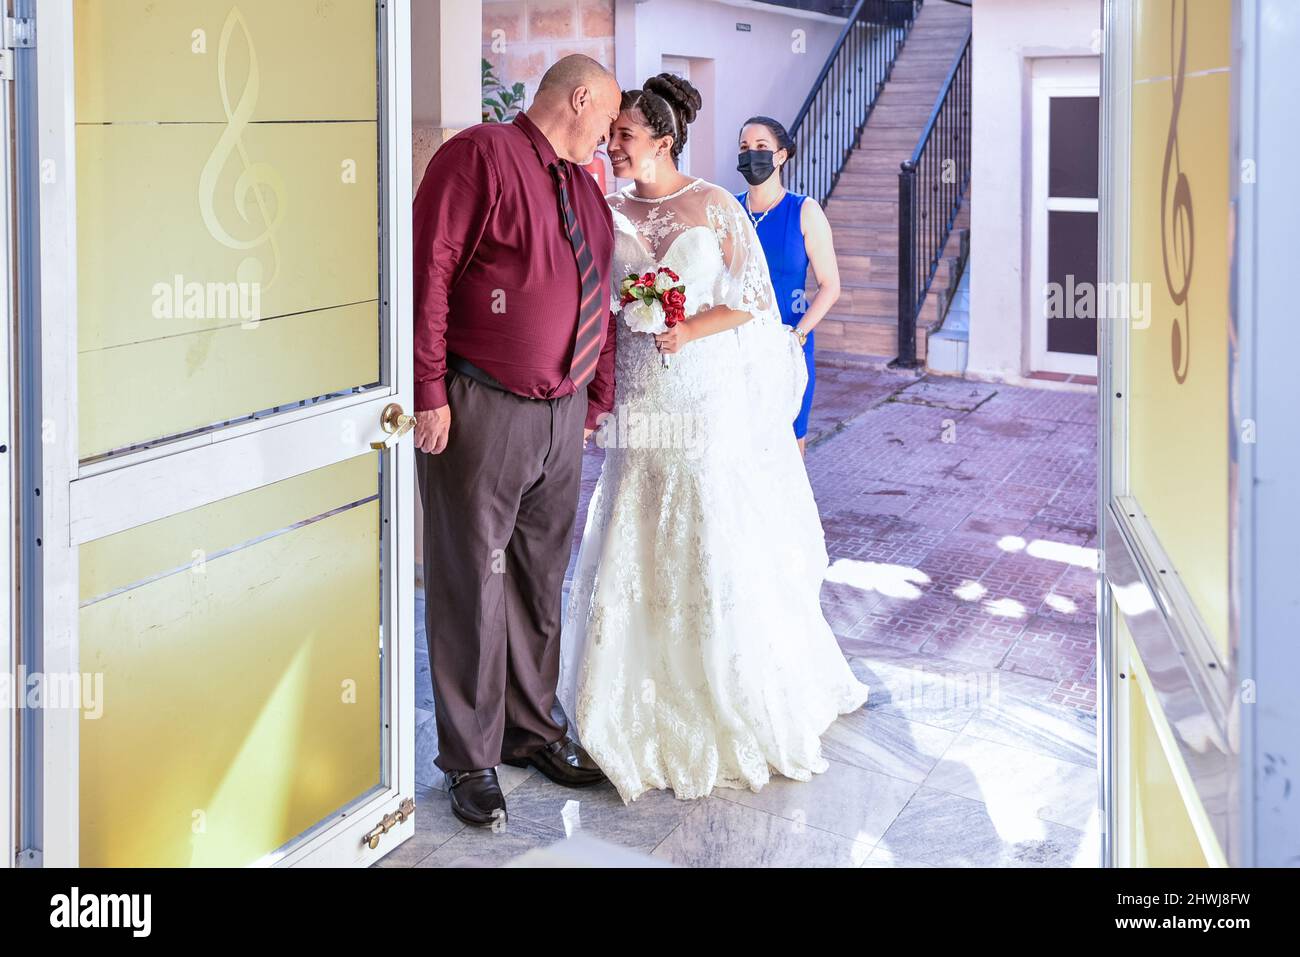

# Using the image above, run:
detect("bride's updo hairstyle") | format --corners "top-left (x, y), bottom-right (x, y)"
top-left (621, 73), bottom-right (703, 166)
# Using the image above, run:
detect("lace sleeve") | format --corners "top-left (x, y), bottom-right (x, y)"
top-left (706, 190), bottom-right (780, 327)
top-left (705, 188), bottom-right (807, 446)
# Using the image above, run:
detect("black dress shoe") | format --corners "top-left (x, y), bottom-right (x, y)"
top-left (502, 736), bottom-right (607, 788)
top-left (445, 768), bottom-right (507, 827)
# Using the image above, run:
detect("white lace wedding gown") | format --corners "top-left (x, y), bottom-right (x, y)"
top-left (556, 177), bottom-right (870, 804)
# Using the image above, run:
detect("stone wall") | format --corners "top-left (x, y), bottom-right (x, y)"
top-left (482, 0), bottom-right (617, 105)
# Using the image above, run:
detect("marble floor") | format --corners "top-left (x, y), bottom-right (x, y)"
top-left (377, 356), bottom-right (1101, 868)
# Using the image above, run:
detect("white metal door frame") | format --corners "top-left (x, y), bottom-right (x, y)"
top-left (1231, 0), bottom-right (1300, 868)
top-left (33, 0), bottom-right (76, 868)
top-left (0, 0), bottom-right (15, 871)
top-left (32, 0), bottom-right (416, 868)
top-left (1029, 56), bottom-right (1101, 377)
top-left (1097, 0), bottom-right (1132, 870)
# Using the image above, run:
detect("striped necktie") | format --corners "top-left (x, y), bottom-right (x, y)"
top-left (549, 161), bottom-right (605, 391)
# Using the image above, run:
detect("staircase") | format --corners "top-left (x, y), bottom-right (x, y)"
top-left (810, 0), bottom-right (971, 360)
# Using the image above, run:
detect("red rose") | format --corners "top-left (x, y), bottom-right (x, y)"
top-left (659, 267), bottom-right (680, 283)
top-left (662, 287), bottom-right (686, 314)
top-left (637, 271), bottom-right (656, 287)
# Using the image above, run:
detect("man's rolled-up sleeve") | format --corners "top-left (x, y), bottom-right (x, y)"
top-left (413, 136), bottom-right (497, 412)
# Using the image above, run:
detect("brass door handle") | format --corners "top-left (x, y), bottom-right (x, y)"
top-left (370, 402), bottom-right (416, 450)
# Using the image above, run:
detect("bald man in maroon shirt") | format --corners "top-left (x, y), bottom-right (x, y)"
top-left (411, 55), bottom-right (621, 827)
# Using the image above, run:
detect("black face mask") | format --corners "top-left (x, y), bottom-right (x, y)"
top-left (737, 149), bottom-right (777, 186)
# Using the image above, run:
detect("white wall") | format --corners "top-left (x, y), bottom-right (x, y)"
top-left (614, 0), bottom-right (843, 189)
top-left (967, 0), bottom-right (1101, 380)
top-left (412, 0), bottom-right (483, 180)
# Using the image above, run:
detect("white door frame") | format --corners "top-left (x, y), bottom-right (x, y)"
top-left (1, 0), bottom-right (14, 870)
top-left (32, 0), bottom-right (416, 867)
top-left (1029, 56), bottom-right (1101, 377)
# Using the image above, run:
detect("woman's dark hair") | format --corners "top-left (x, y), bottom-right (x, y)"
top-left (621, 73), bottom-right (703, 165)
top-left (739, 115), bottom-right (797, 163)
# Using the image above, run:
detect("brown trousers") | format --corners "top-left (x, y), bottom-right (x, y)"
top-left (416, 367), bottom-right (586, 772)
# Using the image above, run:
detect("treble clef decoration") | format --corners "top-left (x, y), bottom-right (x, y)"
top-left (198, 5), bottom-right (286, 291)
top-left (1160, 0), bottom-right (1194, 384)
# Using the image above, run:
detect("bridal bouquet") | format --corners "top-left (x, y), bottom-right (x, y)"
top-left (619, 267), bottom-right (687, 368)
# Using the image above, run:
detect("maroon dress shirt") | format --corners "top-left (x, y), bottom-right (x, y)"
top-left (412, 112), bottom-right (616, 431)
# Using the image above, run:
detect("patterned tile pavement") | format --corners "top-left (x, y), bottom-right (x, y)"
top-left (388, 357), bottom-right (1102, 868)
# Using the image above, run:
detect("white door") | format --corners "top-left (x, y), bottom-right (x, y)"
top-left (31, 0), bottom-right (416, 867)
top-left (1029, 57), bottom-right (1101, 376)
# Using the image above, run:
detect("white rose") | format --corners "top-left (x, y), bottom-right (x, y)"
top-left (653, 271), bottom-right (676, 294)
top-left (622, 297), bottom-right (668, 334)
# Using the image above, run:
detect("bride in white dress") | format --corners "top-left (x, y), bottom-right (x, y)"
top-left (557, 75), bottom-right (870, 804)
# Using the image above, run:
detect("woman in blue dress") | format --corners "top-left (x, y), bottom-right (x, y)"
top-left (735, 116), bottom-right (841, 454)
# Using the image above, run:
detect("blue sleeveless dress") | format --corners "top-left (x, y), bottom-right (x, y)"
top-left (736, 189), bottom-right (815, 439)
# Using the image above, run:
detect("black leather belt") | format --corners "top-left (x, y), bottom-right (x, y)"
top-left (447, 353), bottom-right (510, 393)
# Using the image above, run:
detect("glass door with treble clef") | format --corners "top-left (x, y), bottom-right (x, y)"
top-left (28, 0), bottom-right (417, 866)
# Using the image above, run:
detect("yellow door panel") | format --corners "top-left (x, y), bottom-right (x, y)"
top-left (1125, 0), bottom-right (1231, 657)
top-left (76, 121), bottom-right (379, 353)
top-left (74, 0), bottom-right (378, 124)
top-left (80, 454), bottom-right (377, 604)
top-left (79, 300), bottom-right (379, 459)
top-left (79, 459), bottom-right (382, 867)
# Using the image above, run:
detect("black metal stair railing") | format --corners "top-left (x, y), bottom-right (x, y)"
top-left (785, 0), bottom-right (924, 205)
top-left (893, 26), bottom-right (971, 368)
